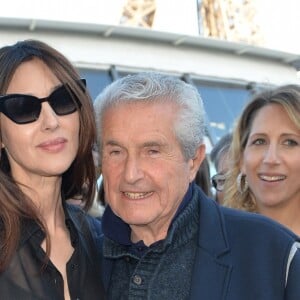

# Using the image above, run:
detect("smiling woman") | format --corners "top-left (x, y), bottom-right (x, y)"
top-left (0, 40), bottom-right (105, 299)
top-left (223, 84), bottom-right (300, 236)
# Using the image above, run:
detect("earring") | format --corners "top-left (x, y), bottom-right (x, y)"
top-left (237, 172), bottom-right (248, 194)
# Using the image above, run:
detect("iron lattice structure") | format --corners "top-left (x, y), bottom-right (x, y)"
top-left (120, 0), bottom-right (156, 28)
top-left (199, 0), bottom-right (264, 45)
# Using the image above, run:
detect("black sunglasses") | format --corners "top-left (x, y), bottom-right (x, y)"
top-left (0, 79), bottom-right (86, 124)
top-left (211, 173), bottom-right (226, 192)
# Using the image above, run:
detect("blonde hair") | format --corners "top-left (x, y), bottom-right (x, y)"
top-left (223, 84), bottom-right (300, 212)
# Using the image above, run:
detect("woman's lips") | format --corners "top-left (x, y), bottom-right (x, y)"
top-left (37, 137), bottom-right (67, 152)
top-left (259, 174), bottom-right (286, 182)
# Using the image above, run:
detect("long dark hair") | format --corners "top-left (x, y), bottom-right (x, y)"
top-left (0, 39), bottom-right (96, 271)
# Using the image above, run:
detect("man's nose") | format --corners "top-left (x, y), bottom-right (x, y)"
top-left (123, 155), bottom-right (144, 183)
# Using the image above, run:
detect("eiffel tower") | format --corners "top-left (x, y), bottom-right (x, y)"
top-left (120, 0), bottom-right (156, 28)
top-left (199, 0), bottom-right (264, 45)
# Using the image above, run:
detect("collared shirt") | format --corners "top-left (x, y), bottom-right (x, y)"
top-left (0, 204), bottom-right (106, 300)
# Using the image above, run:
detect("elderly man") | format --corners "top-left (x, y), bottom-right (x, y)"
top-left (94, 72), bottom-right (300, 300)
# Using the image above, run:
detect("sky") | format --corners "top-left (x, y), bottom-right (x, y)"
top-left (256, 0), bottom-right (300, 54)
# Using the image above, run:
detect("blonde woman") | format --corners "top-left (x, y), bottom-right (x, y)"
top-left (224, 85), bottom-right (300, 235)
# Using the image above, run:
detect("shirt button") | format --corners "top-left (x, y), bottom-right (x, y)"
top-left (133, 275), bottom-right (142, 285)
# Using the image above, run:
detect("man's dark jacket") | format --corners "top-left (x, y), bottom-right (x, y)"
top-left (100, 185), bottom-right (300, 300)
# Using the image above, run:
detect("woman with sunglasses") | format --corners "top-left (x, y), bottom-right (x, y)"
top-left (0, 40), bottom-right (106, 299)
top-left (223, 85), bottom-right (300, 236)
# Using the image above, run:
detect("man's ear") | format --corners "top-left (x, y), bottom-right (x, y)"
top-left (188, 144), bottom-right (206, 182)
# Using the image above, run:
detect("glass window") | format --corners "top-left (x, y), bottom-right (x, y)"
top-left (195, 83), bottom-right (251, 144)
top-left (78, 68), bottom-right (113, 101)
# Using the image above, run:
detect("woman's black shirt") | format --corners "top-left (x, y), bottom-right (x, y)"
top-left (0, 204), bottom-right (105, 300)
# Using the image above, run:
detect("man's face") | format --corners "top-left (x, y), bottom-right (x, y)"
top-left (101, 101), bottom-right (204, 243)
